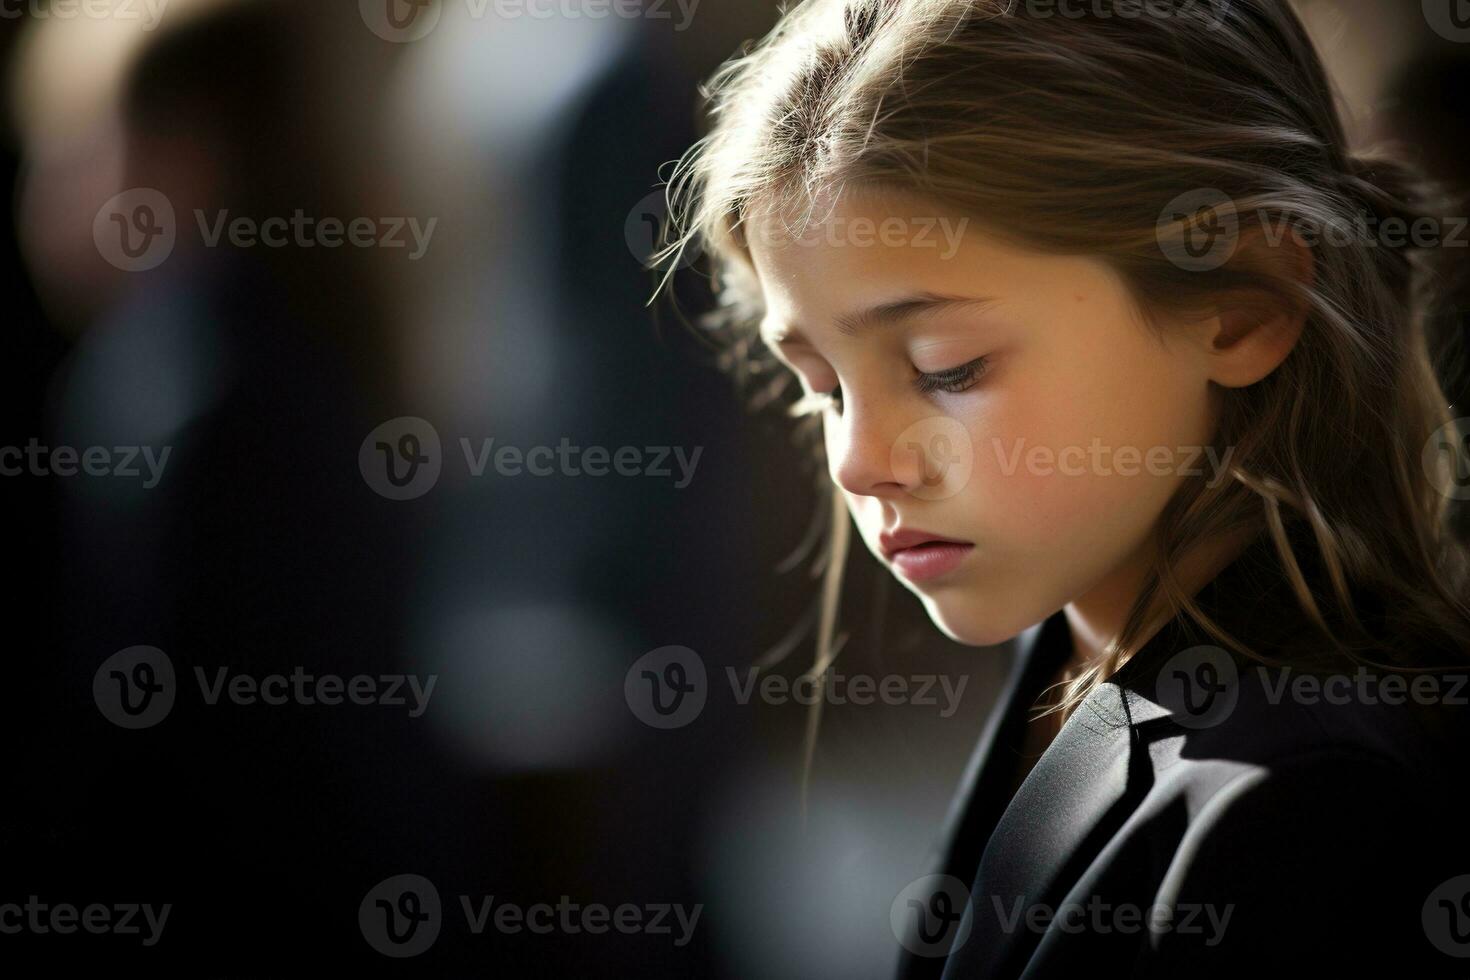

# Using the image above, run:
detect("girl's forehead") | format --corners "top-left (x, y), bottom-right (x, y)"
top-left (744, 183), bottom-right (955, 235)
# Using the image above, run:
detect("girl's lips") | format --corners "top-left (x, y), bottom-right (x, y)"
top-left (889, 542), bottom-right (974, 583)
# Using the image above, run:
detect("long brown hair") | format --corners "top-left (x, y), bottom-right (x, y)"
top-left (660, 0), bottom-right (1470, 727)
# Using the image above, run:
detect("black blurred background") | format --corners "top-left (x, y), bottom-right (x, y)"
top-left (0, 1), bottom-right (1465, 976)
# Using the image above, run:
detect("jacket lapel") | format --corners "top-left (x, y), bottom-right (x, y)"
top-left (894, 613), bottom-right (1074, 978)
top-left (939, 677), bottom-right (1141, 978)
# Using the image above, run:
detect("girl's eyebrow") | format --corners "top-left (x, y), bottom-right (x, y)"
top-left (766, 293), bottom-right (999, 348)
top-left (832, 292), bottom-right (998, 338)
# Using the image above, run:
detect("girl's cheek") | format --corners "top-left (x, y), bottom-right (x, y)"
top-left (977, 451), bottom-right (1088, 537)
top-left (969, 420), bottom-right (1128, 539)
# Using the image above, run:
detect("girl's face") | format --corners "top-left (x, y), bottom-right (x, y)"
top-left (747, 188), bottom-right (1221, 646)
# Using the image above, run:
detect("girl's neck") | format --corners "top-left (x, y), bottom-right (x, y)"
top-left (1063, 526), bottom-right (1259, 677)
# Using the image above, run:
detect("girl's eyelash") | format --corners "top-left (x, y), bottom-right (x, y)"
top-left (787, 356), bottom-right (989, 417)
top-left (914, 356), bottom-right (989, 395)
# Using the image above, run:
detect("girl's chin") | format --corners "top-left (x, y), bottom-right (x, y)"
top-left (920, 602), bottom-right (1039, 648)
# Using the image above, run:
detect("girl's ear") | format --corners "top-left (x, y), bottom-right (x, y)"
top-left (1202, 229), bottom-right (1314, 389)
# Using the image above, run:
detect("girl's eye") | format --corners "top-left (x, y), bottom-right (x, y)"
top-left (915, 356), bottom-right (989, 396)
top-left (787, 357), bottom-right (986, 418)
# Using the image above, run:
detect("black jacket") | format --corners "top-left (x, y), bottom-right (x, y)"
top-left (894, 534), bottom-right (1469, 978)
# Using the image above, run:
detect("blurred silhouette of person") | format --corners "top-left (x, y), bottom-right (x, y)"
top-left (9, 1), bottom-right (463, 968)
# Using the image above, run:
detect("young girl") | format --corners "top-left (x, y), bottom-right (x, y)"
top-left (662, 0), bottom-right (1470, 975)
